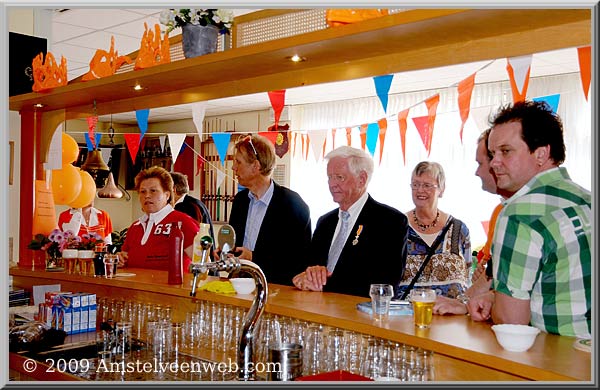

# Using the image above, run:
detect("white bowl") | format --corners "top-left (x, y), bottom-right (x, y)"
top-left (491, 324), bottom-right (541, 352)
top-left (230, 278), bottom-right (256, 295)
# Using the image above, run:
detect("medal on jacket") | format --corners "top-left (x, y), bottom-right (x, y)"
top-left (352, 225), bottom-right (363, 245)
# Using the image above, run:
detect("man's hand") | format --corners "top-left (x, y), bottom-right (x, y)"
top-left (433, 295), bottom-right (468, 315)
top-left (471, 262), bottom-right (486, 283)
top-left (292, 266), bottom-right (331, 291)
top-left (117, 251), bottom-right (128, 267)
top-left (467, 291), bottom-right (495, 321)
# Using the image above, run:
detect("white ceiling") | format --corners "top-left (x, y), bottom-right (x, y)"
top-left (50, 8), bottom-right (582, 125)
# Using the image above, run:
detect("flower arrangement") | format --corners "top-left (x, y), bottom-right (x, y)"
top-left (27, 229), bottom-right (81, 258)
top-left (79, 232), bottom-right (105, 250)
top-left (159, 9), bottom-right (234, 35)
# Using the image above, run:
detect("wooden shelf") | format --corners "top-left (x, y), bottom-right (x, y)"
top-left (9, 9), bottom-right (590, 119)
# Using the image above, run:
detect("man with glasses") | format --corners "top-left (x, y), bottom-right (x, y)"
top-left (228, 134), bottom-right (312, 285)
top-left (292, 146), bottom-right (409, 297)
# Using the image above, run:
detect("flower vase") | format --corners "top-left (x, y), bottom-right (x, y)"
top-left (182, 24), bottom-right (219, 58)
top-left (45, 252), bottom-right (64, 271)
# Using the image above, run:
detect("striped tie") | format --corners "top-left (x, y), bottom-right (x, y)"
top-left (327, 211), bottom-right (350, 273)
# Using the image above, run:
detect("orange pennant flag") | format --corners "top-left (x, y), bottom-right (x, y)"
top-left (331, 128), bottom-right (337, 150)
top-left (377, 118), bottom-right (388, 165)
top-left (346, 127), bottom-right (353, 146)
top-left (303, 134), bottom-right (310, 161)
top-left (577, 46), bottom-right (591, 101)
top-left (425, 94), bottom-right (440, 156)
top-left (457, 73), bottom-right (476, 143)
top-left (359, 124), bottom-right (368, 151)
top-left (291, 132), bottom-right (297, 157)
top-left (397, 109), bottom-right (409, 166)
top-left (322, 135), bottom-right (327, 158)
top-left (506, 56), bottom-right (531, 103)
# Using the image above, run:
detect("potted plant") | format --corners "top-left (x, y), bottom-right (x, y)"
top-left (27, 229), bottom-right (81, 270)
top-left (109, 227), bottom-right (128, 254)
top-left (159, 9), bottom-right (234, 58)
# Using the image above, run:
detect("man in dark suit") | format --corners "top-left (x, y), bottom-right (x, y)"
top-left (292, 146), bottom-right (409, 297)
top-left (228, 134), bottom-right (312, 286)
top-left (171, 171), bottom-right (215, 243)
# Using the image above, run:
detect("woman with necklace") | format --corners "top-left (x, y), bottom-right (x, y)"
top-left (396, 161), bottom-right (472, 299)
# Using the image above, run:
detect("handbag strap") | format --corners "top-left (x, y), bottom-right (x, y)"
top-left (400, 216), bottom-right (454, 300)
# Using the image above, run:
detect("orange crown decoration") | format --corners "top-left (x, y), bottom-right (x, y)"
top-left (134, 23), bottom-right (171, 70)
top-left (82, 36), bottom-right (133, 81)
top-left (32, 52), bottom-right (68, 92)
top-left (326, 9), bottom-right (389, 27)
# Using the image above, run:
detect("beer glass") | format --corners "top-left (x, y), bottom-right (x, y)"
top-left (409, 288), bottom-right (436, 328)
top-left (369, 284), bottom-right (394, 320)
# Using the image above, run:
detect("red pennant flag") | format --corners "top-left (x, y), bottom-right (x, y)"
top-left (412, 116), bottom-right (430, 153)
top-left (359, 124), bottom-right (368, 151)
top-left (414, 94), bottom-right (441, 156)
top-left (331, 128), bottom-right (337, 150)
top-left (345, 127), bottom-right (352, 146)
top-left (268, 90), bottom-right (286, 128)
top-left (457, 73), bottom-right (476, 143)
top-left (397, 109), bottom-right (409, 166)
top-left (87, 116), bottom-right (98, 148)
top-left (506, 57), bottom-right (531, 103)
top-left (196, 155), bottom-right (204, 176)
top-left (258, 131), bottom-right (278, 146)
top-left (124, 133), bottom-right (141, 163)
top-left (577, 46), bottom-right (591, 101)
top-left (377, 118), bottom-right (388, 165)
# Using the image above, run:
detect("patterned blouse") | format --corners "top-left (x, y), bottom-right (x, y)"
top-left (396, 216), bottom-right (471, 299)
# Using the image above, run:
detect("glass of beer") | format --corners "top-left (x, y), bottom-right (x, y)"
top-left (409, 288), bottom-right (437, 328)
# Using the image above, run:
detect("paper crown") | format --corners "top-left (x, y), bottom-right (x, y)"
top-left (134, 23), bottom-right (171, 70)
top-left (82, 36), bottom-right (132, 81)
top-left (32, 52), bottom-right (68, 92)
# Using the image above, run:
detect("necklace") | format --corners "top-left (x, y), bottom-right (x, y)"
top-left (412, 210), bottom-right (439, 232)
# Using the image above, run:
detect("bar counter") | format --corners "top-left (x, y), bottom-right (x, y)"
top-left (9, 266), bottom-right (591, 382)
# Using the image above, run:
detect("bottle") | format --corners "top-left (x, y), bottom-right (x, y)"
top-left (168, 222), bottom-right (184, 285)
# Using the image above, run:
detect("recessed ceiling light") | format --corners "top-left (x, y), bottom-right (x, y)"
top-left (288, 54), bottom-right (306, 63)
top-left (133, 84), bottom-right (143, 91)
top-left (33, 103), bottom-right (45, 108)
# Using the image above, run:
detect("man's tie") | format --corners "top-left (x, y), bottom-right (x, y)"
top-left (327, 211), bottom-right (350, 273)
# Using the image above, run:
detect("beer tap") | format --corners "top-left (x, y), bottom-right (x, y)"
top-left (189, 236), bottom-right (213, 297)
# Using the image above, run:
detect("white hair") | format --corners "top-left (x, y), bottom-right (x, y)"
top-left (325, 146), bottom-right (374, 184)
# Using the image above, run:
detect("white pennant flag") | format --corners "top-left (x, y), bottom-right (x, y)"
top-left (101, 148), bottom-right (112, 166)
top-left (192, 102), bottom-right (207, 139)
top-left (471, 105), bottom-right (495, 133)
top-left (216, 169), bottom-right (226, 190)
top-left (159, 135), bottom-right (166, 153)
top-left (508, 55), bottom-right (532, 95)
top-left (44, 123), bottom-right (63, 170)
top-left (168, 133), bottom-right (186, 167)
top-left (308, 129), bottom-right (328, 162)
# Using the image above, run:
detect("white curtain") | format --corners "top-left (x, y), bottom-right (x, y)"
top-left (288, 72), bottom-right (592, 248)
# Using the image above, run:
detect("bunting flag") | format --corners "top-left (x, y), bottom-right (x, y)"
top-left (191, 102), bottom-right (207, 137)
top-left (135, 109), bottom-right (150, 138)
top-left (86, 116), bottom-right (98, 148)
top-left (291, 132), bottom-right (298, 157)
top-left (195, 155), bottom-right (204, 176)
top-left (397, 109), bottom-right (409, 166)
top-left (167, 133), bottom-right (186, 166)
top-left (346, 127), bottom-right (352, 146)
top-left (533, 94), bottom-right (560, 113)
top-left (359, 124), bottom-right (368, 151)
top-left (216, 169), bottom-right (226, 191)
top-left (211, 133), bottom-right (231, 166)
top-left (101, 148), bottom-right (111, 166)
top-left (481, 220), bottom-right (491, 237)
top-left (577, 46), bottom-right (591, 101)
top-left (365, 123), bottom-right (379, 157)
top-left (471, 105), bottom-right (494, 133)
top-left (44, 126), bottom-right (63, 170)
top-left (377, 118), bottom-right (388, 164)
top-left (424, 94), bottom-right (440, 156)
top-left (373, 74), bottom-right (394, 113)
top-left (457, 72), bottom-right (476, 143)
top-left (159, 135), bottom-right (166, 153)
top-left (412, 116), bottom-right (430, 153)
top-left (268, 90), bottom-right (286, 128)
top-left (123, 133), bottom-right (141, 163)
top-left (275, 131), bottom-right (289, 158)
top-left (258, 131), bottom-right (279, 146)
top-left (300, 133), bottom-right (305, 159)
top-left (331, 128), bottom-right (337, 150)
top-left (303, 134), bottom-right (310, 161)
top-left (308, 129), bottom-right (328, 162)
top-left (84, 132), bottom-right (102, 151)
top-left (506, 55), bottom-right (532, 103)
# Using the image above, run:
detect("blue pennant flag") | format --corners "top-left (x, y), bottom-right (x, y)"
top-left (366, 123), bottom-right (380, 157)
top-left (212, 133), bottom-right (232, 166)
top-left (533, 94), bottom-right (560, 113)
top-left (84, 132), bottom-right (102, 151)
top-left (373, 74), bottom-right (394, 113)
top-left (136, 109), bottom-right (150, 138)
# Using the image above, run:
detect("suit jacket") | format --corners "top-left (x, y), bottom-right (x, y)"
top-left (229, 182), bottom-right (312, 286)
top-left (175, 194), bottom-right (215, 242)
top-left (310, 195), bottom-right (408, 298)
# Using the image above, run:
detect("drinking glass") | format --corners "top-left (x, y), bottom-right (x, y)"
top-left (104, 254), bottom-right (118, 278)
top-left (369, 284), bottom-right (394, 320)
top-left (409, 288), bottom-right (437, 328)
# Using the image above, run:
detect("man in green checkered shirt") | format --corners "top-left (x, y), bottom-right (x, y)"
top-left (468, 100), bottom-right (591, 338)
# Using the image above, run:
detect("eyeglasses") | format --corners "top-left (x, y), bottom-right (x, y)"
top-left (410, 182), bottom-right (438, 190)
top-left (245, 136), bottom-right (259, 158)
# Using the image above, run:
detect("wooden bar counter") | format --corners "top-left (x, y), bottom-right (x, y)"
top-left (9, 266), bottom-right (591, 382)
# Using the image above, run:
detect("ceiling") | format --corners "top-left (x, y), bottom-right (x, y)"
top-left (50, 8), bottom-right (582, 125)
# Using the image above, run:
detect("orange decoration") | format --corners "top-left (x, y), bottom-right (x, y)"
top-left (51, 163), bottom-right (82, 205)
top-left (62, 132), bottom-right (80, 164)
top-left (134, 23), bottom-right (171, 70)
top-left (32, 52), bottom-right (68, 92)
top-left (69, 169), bottom-right (96, 208)
top-left (82, 36), bottom-right (132, 81)
top-left (326, 9), bottom-right (389, 27)
top-left (32, 180), bottom-right (58, 236)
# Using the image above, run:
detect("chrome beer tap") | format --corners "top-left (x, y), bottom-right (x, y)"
top-left (189, 236), bottom-right (213, 297)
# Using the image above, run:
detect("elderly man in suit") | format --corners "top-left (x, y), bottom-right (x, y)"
top-left (228, 134), bottom-right (312, 286)
top-left (293, 146), bottom-right (409, 297)
top-left (170, 171), bottom-right (214, 243)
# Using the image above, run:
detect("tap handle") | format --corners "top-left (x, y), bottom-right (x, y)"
top-left (190, 273), bottom-right (199, 297)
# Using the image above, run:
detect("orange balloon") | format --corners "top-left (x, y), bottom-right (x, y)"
top-left (69, 169), bottom-right (96, 208)
top-left (62, 133), bottom-right (80, 164)
top-left (51, 163), bottom-right (82, 205)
